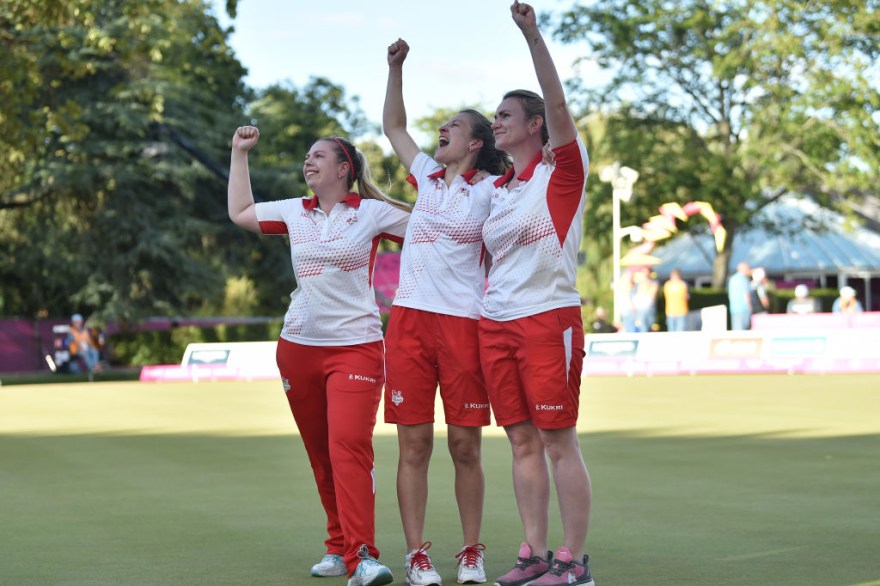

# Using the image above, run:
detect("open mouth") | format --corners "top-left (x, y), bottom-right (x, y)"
top-left (438, 136), bottom-right (449, 147)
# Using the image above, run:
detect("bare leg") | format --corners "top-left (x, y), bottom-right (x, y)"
top-left (505, 421), bottom-right (550, 555)
top-left (396, 423), bottom-right (434, 550)
top-left (447, 424), bottom-right (485, 545)
top-left (539, 426), bottom-right (591, 558)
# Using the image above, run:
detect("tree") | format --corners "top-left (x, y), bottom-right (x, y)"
top-left (550, 0), bottom-right (880, 287)
top-left (0, 0), bottom-right (250, 321)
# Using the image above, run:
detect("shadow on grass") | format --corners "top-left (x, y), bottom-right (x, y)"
top-left (2, 431), bottom-right (878, 586)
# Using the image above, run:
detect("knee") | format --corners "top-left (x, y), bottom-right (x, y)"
top-left (539, 429), bottom-right (580, 464)
top-left (507, 426), bottom-right (544, 460)
top-left (399, 434), bottom-right (433, 467)
top-left (448, 434), bottom-right (481, 467)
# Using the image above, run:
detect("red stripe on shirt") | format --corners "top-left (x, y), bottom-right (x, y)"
top-left (259, 220), bottom-right (288, 235)
top-left (547, 140), bottom-right (586, 247)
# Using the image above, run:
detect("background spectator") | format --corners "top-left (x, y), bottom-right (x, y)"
top-left (632, 268), bottom-right (659, 332)
top-left (728, 262), bottom-right (753, 330)
top-left (786, 284), bottom-right (820, 314)
top-left (750, 267), bottom-right (771, 314)
top-left (832, 286), bottom-right (863, 313)
top-left (65, 313), bottom-right (101, 374)
top-left (591, 306), bottom-right (618, 333)
top-left (663, 268), bottom-right (690, 331)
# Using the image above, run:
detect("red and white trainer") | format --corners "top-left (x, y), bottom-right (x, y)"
top-left (455, 543), bottom-right (486, 584)
top-left (406, 541), bottom-right (443, 586)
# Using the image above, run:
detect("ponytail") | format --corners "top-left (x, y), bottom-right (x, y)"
top-left (461, 109), bottom-right (511, 176)
top-left (326, 136), bottom-right (412, 212)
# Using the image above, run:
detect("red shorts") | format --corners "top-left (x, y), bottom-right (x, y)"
top-left (478, 306), bottom-right (585, 430)
top-left (384, 306), bottom-right (490, 427)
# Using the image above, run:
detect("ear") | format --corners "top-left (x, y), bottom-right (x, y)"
top-left (529, 115), bottom-right (544, 136)
top-left (338, 162), bottom-right (350, 179)
top-left (468, 139), bottom-right (484, 153)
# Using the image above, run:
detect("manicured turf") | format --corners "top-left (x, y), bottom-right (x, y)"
top-left (1, 374), bottom-right (878, 585)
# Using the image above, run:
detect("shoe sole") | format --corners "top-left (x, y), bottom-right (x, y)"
top-left (492, 577), bottom-right (545, 586)
top-left (366, 571), bottom-right (395, 586)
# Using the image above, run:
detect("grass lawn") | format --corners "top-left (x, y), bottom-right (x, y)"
top-left (1, 374), bottom-right (878, 585)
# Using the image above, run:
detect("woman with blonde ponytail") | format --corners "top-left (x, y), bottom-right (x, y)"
top-left (228, 126), bottom-right (409, 586)
top-left (328, 135), bottom-right (412, 213)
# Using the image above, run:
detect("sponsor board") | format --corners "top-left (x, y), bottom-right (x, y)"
top-left (584, 327), bottom-right (880, 376)
top-left (588, 339), bottom-right (639, 357)
top-left (141, 341), bottom-right (279, 382)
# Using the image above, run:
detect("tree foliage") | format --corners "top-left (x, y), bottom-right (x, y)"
top-left (0, 1), bottom-right (378, 324)
top-left (550, 0), bottom-right (880, 287)
top-left (1, 0), bottom-right (250, 322)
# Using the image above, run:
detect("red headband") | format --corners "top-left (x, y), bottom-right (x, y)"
top-left (331, 138), bottom-right (355, 181)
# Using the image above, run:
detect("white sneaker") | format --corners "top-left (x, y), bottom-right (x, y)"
top-left (347, 545), bottom-right (393, 586)
top-left (405, 541), bottom-right (443, 586)
top-left (311, 553), bottom-right (346, 577)
top-left (455, 544), bottom-right (486, 584)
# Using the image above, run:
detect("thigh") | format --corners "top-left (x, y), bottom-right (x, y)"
top-left (276, 338), bottom-right (328, 418)
top-left (479, 317), bottom-right (530, 427)
top-left (519, 307), bottom-right (585, 430)
top-left (384, 307), bottom-right (439, 425)
top-left (326, 342), bottom-right (385, 444)
top-left (437, 314), bottom-right (490, 427)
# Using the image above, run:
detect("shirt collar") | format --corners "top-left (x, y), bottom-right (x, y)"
top-left (494, 149), bottom-right (542, 188)
top-left (303, 192), bottom-right (362, 210)
top-left (427, 168), bottom-right (480, 185)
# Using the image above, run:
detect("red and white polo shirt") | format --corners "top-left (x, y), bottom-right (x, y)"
top-left (256, 193), bottom-right (410, 345)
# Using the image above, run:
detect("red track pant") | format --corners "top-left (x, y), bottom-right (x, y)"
top-left (276, 338), bottom-right (385, 574)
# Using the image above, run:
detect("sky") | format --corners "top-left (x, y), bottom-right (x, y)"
top-left (210, 0), bottom-right (600, 141)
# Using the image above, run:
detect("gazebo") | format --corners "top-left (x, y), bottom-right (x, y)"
top-left (649, 196), bottom-right (880, 310)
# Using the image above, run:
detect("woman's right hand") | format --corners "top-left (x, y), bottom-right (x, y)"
top-left (511, 1), bottom-right (538, 32)
top-left (232, 126), bottom-right (260, 152)
top-left (387, 38), bottom-right (409, 67)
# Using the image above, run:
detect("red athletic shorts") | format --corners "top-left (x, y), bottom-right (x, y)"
top-left (478, 306), bottom-right (585, 430)
top-left (384, 306), bottom-right (490, 426)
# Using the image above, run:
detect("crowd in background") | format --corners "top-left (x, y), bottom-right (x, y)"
top-left (592, 263), bottom-right (866, 334)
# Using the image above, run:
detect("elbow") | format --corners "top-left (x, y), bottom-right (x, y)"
top-left (383, 122), bottom-right (404, 139)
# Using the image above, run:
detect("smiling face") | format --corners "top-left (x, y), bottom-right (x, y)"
top-left (492, 97), bottom-right (532, 152)
top-left (303, 140), bottom-right (347, 192)
top-left (434, 112), bottom-right (480, 166)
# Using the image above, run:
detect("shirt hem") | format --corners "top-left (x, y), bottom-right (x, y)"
top-left (393, 299), bottom-right (481, 320)
top-left (480, 301), bottom-right (582, 322)
top-left (279, 332), bottom-right (384, 347)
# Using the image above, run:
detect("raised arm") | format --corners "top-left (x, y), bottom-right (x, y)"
top-left (511, 1), bottom-right (577, 148)
top-left (383, 38), bottom-right (420, 171)
top-left (228, 126), bottom-right (261, 233)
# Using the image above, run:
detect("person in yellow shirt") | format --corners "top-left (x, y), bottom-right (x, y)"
top-left (663, 269), bottom-right (690, 332)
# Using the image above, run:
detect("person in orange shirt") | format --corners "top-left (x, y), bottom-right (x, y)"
top-left (663, 269), bottom-right (690, 332)
top-left (66, 313), bottom-right (101, 373)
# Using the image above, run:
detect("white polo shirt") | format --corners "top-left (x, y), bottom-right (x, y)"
top-left (393, 152), bottom-right (496, 319)
top-left (481, 138), bottom-right (589, 321)
top-left (256, 193), bottom-right (410, 346)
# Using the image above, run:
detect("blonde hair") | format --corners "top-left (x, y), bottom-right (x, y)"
top-left (325, 136), bottom-right (412, 212)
